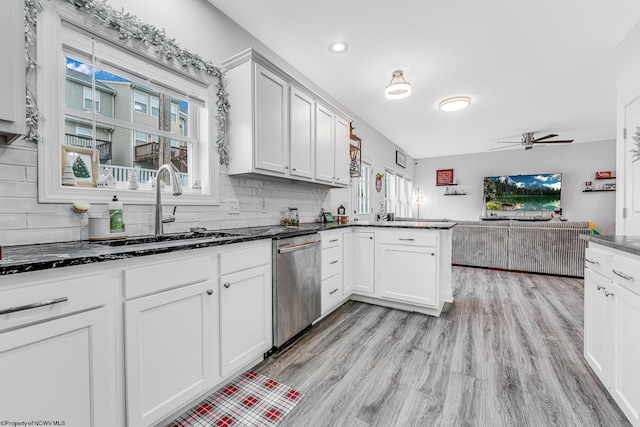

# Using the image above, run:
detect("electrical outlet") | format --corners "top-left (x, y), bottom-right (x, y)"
top-left (261, 197), bottom-right (267, 213)
top-left (228, 199), bottom-right (240, 214)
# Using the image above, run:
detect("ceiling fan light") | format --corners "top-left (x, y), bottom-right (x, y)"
top-left (439, 96), bottom-right (471, 112)
top-left (385, 70), bottom-right (412, 100)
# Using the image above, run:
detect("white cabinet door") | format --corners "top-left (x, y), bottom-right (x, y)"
top-left (220, 264), bottom-right (272, 377)
top-left (0, 0), bottom-right (26, 142)
top-left (334, 116), bottom-right (351, 186)
top-left (379, 244), bottom-right (438, 306)
top-left (289, 86), bottom-right (314, 179)
top-left (612, 283), bottom-right (640, 426)
top-left (353, 232), bottom-right (375, 294)
top-left (315, 103), bottom-right (335, 183)
top-left (584, 269), bottom-right (613, 386)
top-left (255, 64), bottom-right (288, 174)
top-left (125, 280), bottom-right (218, 427)
top-left (0, 308), bottom-right (114, 426)
top-left (343, 232), bottom-right (354, 295)
top-left (620, 90), bottom-right (640, 235)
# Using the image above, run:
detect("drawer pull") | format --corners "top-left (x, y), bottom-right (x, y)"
top-left (329, 239), bottom-right (339, 243)
top-left (585, 258), bottom-right (598, 265)
top-left (612, 269), bottom-right (634, 281)
top-left (399, 238), bottom-right (415, 241)
top-left (605, 291), bottom-right (615, 298)
top-left (329, 288), bottom-right (339, 295)
top-left (223, 283), bottom-right (231, 289)
top-left (596, 285), bottom-right (606, 291)
top-left (0, 297), bottom-right (68, 316)
top-left (329, 260), bottom-right (339, 265)
top-left (206, 289), bottom-right (213, 295)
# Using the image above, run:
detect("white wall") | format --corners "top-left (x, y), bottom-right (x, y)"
top-left (413, 140), bottom-right (616, 235)
top-left (616, 19), bottom-right (640, 234)
top-left (0, 0), bottom-right (407, 246)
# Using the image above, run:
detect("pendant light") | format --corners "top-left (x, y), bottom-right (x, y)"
top-left (385, 70), bottom-right (412, 100)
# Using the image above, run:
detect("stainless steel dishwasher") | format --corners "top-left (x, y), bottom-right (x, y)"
top-left (273, 233), bottom-right (321, 349)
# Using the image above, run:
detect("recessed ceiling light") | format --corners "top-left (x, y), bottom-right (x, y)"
top-left (328, 41), bottom-right (349, 54)
top-left (438, 96), bottom-right (471, 112)
top-left (385, 70), bottom-right (412, 100)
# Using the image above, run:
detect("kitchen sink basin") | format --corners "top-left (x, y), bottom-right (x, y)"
top-left (92, 230), bottom-right (247, 246)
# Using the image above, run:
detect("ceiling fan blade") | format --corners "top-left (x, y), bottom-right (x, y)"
top-left (531, 133), bottom-right (558, 142)
top-left (535, 139), bottom-right (573, 144)
top-left (497, 141), bottom-right (521, 144)
top-left (490, 144), bottom-right (520, 150)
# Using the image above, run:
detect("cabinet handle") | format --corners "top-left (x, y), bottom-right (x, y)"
top-left (596, 285), bottom-right (605, 291)
top-left (329, 288), bottom-right (339, 295)
top-left (430, 253), bottom-right (435, 256)
top-left (223, 283), bottom-right (231, 289)
top-left (206, 289), bottom-right (213, 295)
top-left (330, 260), bottom-right (339, 265)
top-left (585, 258), bottom-right (598, 265)
top-left (612, 269), bottom-right (634, 281)
top-left (605, 291), bottom-right (615, 298)
top-left (330, 239), bottom-right (339, 243)
top-left (0, 297), bottom-right (68, 316)
top-left (370, 236), bottom-right (373, 240)
top-left (399, 238), bottom-right (415, 241)
top-left (285, 166), bottom-right (289, 170)
top-left (292, 168), bottom-right (297, 171)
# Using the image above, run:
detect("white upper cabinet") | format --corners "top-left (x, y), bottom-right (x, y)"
top-left (223, 48), bottom-right (350, 187)
top-left (315, 103), bottom-right (335, 183)
top-left (255, 65), bottom-right (289, 174)
top-left (0, 0), bottom-right (26, 143)
top-left (334, 116), bottom-right (351, 186)
top-left (289, 86), bottom-right (315, 179)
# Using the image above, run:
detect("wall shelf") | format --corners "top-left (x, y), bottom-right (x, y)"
top-left (583, 189), bottom-right (615, 192)
top-left (594, 177), bottom-right (616, 180)
top-left (443, 193), bottom-right (466, 196)
top-left (436, 183), bottom-right (457, 187)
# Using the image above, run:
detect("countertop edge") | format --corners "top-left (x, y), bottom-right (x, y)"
top-left (581, 234), bottom-right (640, 257)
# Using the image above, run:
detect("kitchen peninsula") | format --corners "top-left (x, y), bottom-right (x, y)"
top-left (0, 221), bottom-right (454, 427)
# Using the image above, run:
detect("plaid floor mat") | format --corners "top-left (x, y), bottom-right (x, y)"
top-left (167, 371), bottom-right (304, 427)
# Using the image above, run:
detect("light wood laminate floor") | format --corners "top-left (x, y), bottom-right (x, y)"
top-left (256, 266), bottom-right (631, 427)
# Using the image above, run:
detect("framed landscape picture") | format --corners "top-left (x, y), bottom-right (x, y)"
top-left (396, 151), bottom-right (407, 168)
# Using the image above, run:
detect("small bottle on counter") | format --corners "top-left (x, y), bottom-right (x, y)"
top-left (109, 195), bottom-right (125, 233)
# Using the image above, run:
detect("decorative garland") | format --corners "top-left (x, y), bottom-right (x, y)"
top-left (632, 126), bottom-right (640, 163)
top-left (25, 0), bottom-right (42, 144)
top-left (23, 0), bottom-right (231, 165)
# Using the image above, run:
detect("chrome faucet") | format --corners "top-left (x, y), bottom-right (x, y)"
top-left (155, 164), bottom-right (183, 236)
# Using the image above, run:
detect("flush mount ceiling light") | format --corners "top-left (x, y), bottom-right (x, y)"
top-left (385, 70), bottom-right (412, 100)
top-left (438, 96), bottom-right (471, 112)
top-left (328, 41), bottom-right (349, 54)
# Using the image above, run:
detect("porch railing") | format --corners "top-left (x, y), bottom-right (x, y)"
top-left (99, 164), bottom-right (189, 188)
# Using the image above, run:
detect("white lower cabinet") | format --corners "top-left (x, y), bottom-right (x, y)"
top-left (124, 280), bottom-right (218, 427)
top-left (379, 241), bottom-right (437, 307)
top-left (0, 307), bottom-right (113, 426)
top-left (220, 264), bottom-right (271, 377)
top-left (584, 243), bottom-right (640, 426)
top-left (352, 231), bottom-right (375, 294)
top-left (0, 272), bottom-right (114, 426)
top-left (584, 269), bottom-right (613, 385)
top-left (320, 231), bottom-right (345, 314)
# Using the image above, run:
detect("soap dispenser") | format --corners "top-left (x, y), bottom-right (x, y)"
top-left (108, 195), bottom-right (125, 233)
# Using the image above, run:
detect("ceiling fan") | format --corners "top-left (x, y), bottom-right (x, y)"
top-left (492, 132), bottom-right (574, 151)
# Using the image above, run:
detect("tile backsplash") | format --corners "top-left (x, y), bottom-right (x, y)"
top-left (0, 144), bottom-right (332, 246)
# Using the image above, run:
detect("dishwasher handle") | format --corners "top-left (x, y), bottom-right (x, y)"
top-left (277, 240), bottom-right (321, 254)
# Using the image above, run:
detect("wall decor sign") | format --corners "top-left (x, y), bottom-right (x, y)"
top-left (436, 169), bottom-right (454, 186)
top-left (375, 173), bottom-right (384, 192)
top-left (396, 151), bottom-right (407, 168)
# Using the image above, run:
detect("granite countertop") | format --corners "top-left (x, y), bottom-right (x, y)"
top-left (0, 221), bottom-right (455, 276)
top-left (581, 234), bottom-right (640, 257)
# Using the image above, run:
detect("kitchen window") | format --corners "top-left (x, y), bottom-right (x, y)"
top-left (37, 1), bottom-right (219, 205)
top-left (384, 168), bottom-right (412, 217)
top-left (356, 162), bottom-right (371, 214)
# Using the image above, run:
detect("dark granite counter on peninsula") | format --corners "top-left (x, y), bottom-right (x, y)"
top-left (581, 234), bottom-right (640, 257)
top-left (0, 221), bottom-right (455, 276)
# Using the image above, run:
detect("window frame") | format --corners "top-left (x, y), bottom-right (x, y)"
top-left (37, 1), bottom-right (220, 206)
top-left (83, 86), bottom-right (100, 112)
